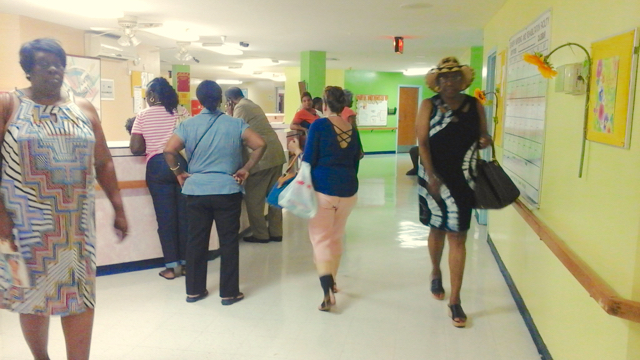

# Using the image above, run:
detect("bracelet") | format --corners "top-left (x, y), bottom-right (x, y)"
top-left (169, 164), bottom-right (180, 171)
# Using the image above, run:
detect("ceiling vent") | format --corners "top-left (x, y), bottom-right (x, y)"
top-left (85, 33), bottom-right (138, 61)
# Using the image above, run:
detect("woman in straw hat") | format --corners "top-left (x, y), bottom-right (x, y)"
top-left (416, 57), bottom-right (492, 328)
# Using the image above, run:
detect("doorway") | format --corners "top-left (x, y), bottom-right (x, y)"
top-left (396, 86), bottom-right (421, 153)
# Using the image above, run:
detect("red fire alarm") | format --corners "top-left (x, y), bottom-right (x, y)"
top-left (394, 37), bottom-right (404, 54)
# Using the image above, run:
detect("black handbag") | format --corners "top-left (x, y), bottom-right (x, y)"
top-left (474, 143), bottom-right (520, 209)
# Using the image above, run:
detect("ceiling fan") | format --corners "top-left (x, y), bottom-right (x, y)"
top-left (92, 15), bottom-right (162, 47)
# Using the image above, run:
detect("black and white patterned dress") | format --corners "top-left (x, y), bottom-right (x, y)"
top-left (418, 94), bottom-right (479, 232)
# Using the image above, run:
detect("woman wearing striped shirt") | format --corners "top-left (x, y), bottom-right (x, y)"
top-left (130, 77), bottom-right (190, 280)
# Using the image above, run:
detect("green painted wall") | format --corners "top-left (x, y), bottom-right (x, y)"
top-left (300, 51), bottom-right (326, 100)
top-left (344, 70), bottom-right (436, 153)
top-left (468, 46), bottom-right (484, 95)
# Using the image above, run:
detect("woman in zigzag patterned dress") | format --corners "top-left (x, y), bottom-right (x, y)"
top-left (416, 57), bottom-right (491, 328)
top-left (0, 39), bottom-right (128, 359)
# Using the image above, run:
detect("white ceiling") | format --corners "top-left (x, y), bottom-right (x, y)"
top-left (0, 0), bottom-right (506, 82)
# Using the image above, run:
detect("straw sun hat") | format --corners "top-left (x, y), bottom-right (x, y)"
top-left (425, 57), bottom-right (475, 92)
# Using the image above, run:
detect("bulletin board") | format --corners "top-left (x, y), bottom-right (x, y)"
top-left (494, 50), bottom-right (507, 146)
top-left (356, 95), bottom-right (388, 126)
top-left (586, 28), bottom-right (639, 148)
top-left (502, 10), bottom-right (552, 207)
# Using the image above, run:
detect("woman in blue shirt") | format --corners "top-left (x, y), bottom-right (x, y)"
top-left (164, 80), bottom-right (265, 305)
top-left (295, 86), bottom-right (361, 311)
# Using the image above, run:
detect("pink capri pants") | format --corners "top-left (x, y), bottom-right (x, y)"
top-left (308, 192), bottom-right (358, 262)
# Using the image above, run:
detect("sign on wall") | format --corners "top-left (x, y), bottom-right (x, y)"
top-left (356, 94), bottom-right (388, 126)
top-left (503, 10), bottom-right (552, 207)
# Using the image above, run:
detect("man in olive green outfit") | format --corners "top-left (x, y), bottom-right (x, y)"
top-left (225, 87), bottom-right (286, 243)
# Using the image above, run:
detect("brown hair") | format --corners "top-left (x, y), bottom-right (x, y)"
top-left (323, 86), bottom-right (346, 114)
top-left (300, 91), bottom-right (312, 101)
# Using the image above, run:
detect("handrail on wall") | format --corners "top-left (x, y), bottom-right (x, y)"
top-left (512, 199), bottom-right (640, 323)
top-left (358, 127), bottom-right (397, 132)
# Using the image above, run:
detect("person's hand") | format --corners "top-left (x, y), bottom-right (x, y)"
top-left (479, 134), bottom-right (493, 149)
top-left (287, 138), bottom-right (302, 156)
top-left (113, 212), bottom-right (128, 243)
top-left (226, 101), bottom-right (234, 116)
top-left (426, 173), bottom-right (443, 202)
top-left (176, 172), bottom-right (191, 187)
top-left (233, 168), bottom-right (249, 185)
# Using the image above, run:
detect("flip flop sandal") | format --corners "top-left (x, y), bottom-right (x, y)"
top-left (159, 268), bottom-right (177, 280)
top-left (430, 278), bottom-right (445, 300)
top-left (221, 292), bottom-right (245, 306)
top-left (448, 304), bottom-right (467, 328)
top-left (186, 290), bottom-right (209, 303)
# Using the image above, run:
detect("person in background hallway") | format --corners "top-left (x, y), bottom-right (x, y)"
top-left (406, 146), bottom-right (419, 175)
top-left (130, 77), bottom-right (189, 280)
top-left (225, 87), bottom-right (286, 243)
top-left (290, 91), bottom-right (320, 132)
top-left (164, 80), bottom-right (266, 305)
top-left (312, 97), bottom-right (324, 117)
top-left (290, 86), bottom-right (361, 312)
top-left (416, 57), bottom-right (491, 328)
top-left (0, 38), bottom-right (128, 360)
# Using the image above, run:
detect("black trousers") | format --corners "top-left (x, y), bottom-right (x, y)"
top-left (185, 192), bottom-right (242, 298)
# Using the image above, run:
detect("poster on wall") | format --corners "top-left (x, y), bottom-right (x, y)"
top-left (63, 55), bottom-right (101, 117)
top-left (503, 10), bottom-right (552, 207)
top-left (101, 79), bottom-right (114, 101)
top-left (586, 28), bottom-right (639, 148)
top-left (356, 95), bottom-right (388, 126)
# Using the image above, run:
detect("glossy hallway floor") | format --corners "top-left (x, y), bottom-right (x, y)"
top-left (0, 154), bottom-right (541, 360)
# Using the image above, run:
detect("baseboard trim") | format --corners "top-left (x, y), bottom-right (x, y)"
top-left (364, 151), bottom-right (396, 155)
top-left (487, 235), bottom-right (553, 360)
top-left (97, 250), bottom-right (220, 276)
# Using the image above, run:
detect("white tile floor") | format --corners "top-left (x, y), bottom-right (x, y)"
top-left (0, 154), bottom-right (541, 360)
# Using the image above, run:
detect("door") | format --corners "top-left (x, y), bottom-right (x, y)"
top-left (397, 86), bottom-right (420, 153)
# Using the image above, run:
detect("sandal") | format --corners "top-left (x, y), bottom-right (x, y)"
top-left (186, 290), bottom-right (209, 303)
top-left (159, 268), bottom-right (178, 280)
top-left (448, 304), bottom-right (467, 328)
top-left (221, 292), bottom-right (244, 306)
top-left (430, 278), bottom-right (445, 300)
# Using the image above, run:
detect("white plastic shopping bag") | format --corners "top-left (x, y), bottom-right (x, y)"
top-left (278, 161), bottom-right (318, 218)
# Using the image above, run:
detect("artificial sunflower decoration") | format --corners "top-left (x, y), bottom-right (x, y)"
top-left (523, 52), bottom-right (558, 79)
top-left (474, 88), bottom-right (487, 105)
top-left (522, 42), bottom-right (593, 178)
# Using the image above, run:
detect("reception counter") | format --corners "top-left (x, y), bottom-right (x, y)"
top-left (96, 123), bottom-right (291, 272)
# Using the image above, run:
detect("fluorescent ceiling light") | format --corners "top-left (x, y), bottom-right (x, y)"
top-left (203, 45), bottom-right (243, 56)
top-left (237, 58), bottom-right (281, 67)
top-left (144, 21), bottom-right (201, 42)
top-left (217, 79), bottom-right (243, 85)
top-left (403, 68), bottom-right (430, 76)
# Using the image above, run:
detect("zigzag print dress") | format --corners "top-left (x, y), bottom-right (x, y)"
top-left (0, 90), bottom-right (96, 315)
top-left (418, 94), bottom-right (479, 232)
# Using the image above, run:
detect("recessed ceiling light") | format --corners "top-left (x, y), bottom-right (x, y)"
top-left (403, 68), bottom-right (430, 76)
top-left (400, 2), bottom-right (432, 10)
top-left (217, 79), bottom-right (243, 85)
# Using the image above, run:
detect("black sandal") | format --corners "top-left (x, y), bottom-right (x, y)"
top-left (159, 268), bottom-right (178, 280)
top-left (448, 304), bottom-right (467, 328)
top-left (430, 278), bottom-right (445, 300)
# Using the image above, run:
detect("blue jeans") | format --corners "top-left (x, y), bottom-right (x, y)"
top-left (146, 153), bottom-right (188, 268)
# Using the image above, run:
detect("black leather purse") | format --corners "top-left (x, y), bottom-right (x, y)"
top-left (474, 143), bottom-right (520, 209)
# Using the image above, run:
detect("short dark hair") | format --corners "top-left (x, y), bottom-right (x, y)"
top-left (196, 80), bottom-right (223, 112)
top-left (225, 87), bottom-right (244, 101)
top-left (19, 38), bottom-right (67, 75)
top-left (312, 97), bottom-right (323, 107)
top-left (324, 86), bottom-right (346, 114)
top-left (300, 92), bottom-right (312, 101)
top-left (147, 77), bottom-right (178, 114)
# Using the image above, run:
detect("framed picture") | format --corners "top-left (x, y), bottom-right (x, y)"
top-left (63, 55), bottom-right (101, 117)
top-left (586, 28), bottom-right (639, 148)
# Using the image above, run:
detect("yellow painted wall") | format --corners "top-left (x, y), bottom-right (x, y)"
top-left (326, 68), bottom-right (345, 88)
top-left (284, 67), bottom-right (345, 124)
top-left (484, 1), bottom-right (640, 359)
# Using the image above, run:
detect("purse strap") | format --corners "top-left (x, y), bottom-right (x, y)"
top-left (192, 112), bottom-right (223, 157)
top-left (476, 97), bottom-right (497, 162)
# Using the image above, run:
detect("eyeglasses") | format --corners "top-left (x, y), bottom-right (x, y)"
top-left (438, 74), bottom-right (463, 84)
